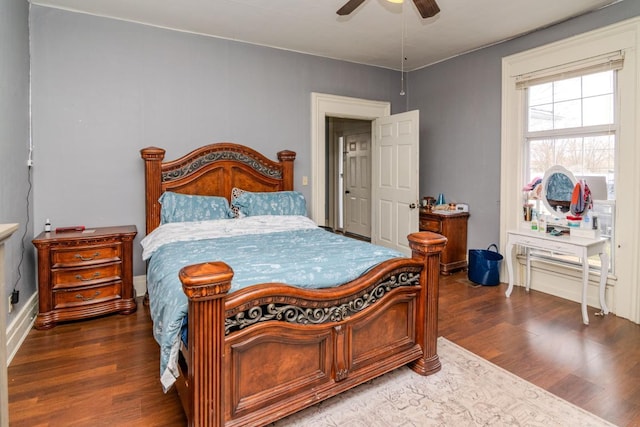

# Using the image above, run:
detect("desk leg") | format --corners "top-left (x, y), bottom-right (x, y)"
top-left (525, 247), bottom-right (531, 292)
top-left (505, 239), bottom-right (515, 297)
top-left (505, 238), bottom-right (513, 298)
top-left (581, 249), bottom-right (589, 325)
top-left (598, 251), bottom-right (610, 315)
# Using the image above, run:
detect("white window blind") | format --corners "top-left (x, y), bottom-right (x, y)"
top-left (514, 51), bottom-right (624, 90)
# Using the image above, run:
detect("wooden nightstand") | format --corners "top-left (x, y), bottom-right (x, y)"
top-left (32, 225), bottom-right (137, 329)
top-left (419, 210), bottom-right (469, 275)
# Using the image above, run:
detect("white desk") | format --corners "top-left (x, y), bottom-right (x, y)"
top-left (505, 228), bottom-right (609, 325)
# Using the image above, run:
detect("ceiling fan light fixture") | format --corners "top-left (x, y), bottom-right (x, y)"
top-left (387, 0), bottom-right (404, 4)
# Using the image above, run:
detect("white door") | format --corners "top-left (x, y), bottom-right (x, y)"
top-left (372, 110), bottom-right (420, 256)
top-left (344, 132), bottom-right (371, 238)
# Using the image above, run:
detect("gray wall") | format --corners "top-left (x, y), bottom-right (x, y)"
top-left (0, 0), bottom-right (32, 325)
top-left (410, 0), bottom-right (640, 251)
top-left (30, 6), bottom-right (405, 276)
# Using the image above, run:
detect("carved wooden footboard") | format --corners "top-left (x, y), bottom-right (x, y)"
top-left (177, 231), bottom-right (445, 427)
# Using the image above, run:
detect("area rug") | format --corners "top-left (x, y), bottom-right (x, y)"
top-left (273, 337), bottom-right (615, 427)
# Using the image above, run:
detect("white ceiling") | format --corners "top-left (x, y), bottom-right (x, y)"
top-left (30, 0), bottom-right (621, 71)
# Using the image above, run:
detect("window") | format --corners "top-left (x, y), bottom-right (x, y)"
top-left (524, 70), bottom-right (617, 272)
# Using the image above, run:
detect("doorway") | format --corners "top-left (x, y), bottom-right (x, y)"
top-left (310, 93), bottom-right (390, 227)
top-left (327, 118), bottom-right (372, 240)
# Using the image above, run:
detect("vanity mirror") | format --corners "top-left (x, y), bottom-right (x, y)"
top-left (541, 165), bottom-right (577, 214)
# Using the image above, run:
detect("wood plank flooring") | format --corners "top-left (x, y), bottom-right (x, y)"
top-left (8, 272), bottom-right (640, 426)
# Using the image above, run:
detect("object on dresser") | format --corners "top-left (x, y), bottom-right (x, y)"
top-left (32, 225), bottom-right (137, 329)
top-left (434, 202), bottom-right (468, 212)
top-left (55, 225), bottom-right (85, 233)
top-left (422, 196), bottom-right (436, 211)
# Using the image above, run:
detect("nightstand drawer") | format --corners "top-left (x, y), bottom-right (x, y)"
top-left (420, 218), bottom-right (441, 233)
top-left (53, 282), bottom-right (122, 309)
top-left (52, 263), bottom-right (122, 289)
top-left (52, 244), bottom-right (121, 268)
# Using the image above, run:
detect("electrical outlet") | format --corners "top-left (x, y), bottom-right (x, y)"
top-left (8, 296), bottom-right (12, 314)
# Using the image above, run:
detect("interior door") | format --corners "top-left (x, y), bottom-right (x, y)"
top-left (371, 110), bottom-right (420, 256)
top-left (344, 132), bottom-right (371, 238)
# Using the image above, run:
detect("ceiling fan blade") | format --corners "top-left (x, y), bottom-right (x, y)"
top-left (337, 0), bottom-right (367, 16)
top-left (413, 0), bottom-right (440, 18)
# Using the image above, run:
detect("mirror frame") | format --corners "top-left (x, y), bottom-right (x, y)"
top-left (541, 165), bottom-right (577, 215)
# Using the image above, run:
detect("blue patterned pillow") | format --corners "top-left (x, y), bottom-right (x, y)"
top-left (159, 192), bottom-right (232, 224)
top-left (232, 190), bottom-right (307, 217)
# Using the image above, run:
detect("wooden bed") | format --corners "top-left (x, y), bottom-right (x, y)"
top-left (141, 143), bottom-right (446, 427)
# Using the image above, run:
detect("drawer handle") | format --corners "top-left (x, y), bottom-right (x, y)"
top-left (75, 272), bottom-right (101, 281)
top-left (74, 252), bottom-right (100, 261)
top-left (75, 291), bottom-right (101, 302)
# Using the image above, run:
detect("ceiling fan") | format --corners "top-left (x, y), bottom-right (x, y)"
top-left (337, 0), bottom-right (440, 19)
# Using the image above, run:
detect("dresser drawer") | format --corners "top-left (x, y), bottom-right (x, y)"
top-left (420, 218), bottom-right (441, 233)
top-left (52, 263), bottom-right (122, 289)
top-left (53, 282), bottom-right (122, 309)
top-left (52, 244), bottom-right (121, 268)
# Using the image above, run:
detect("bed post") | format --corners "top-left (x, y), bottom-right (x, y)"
top-left (407, 231), bottom-right (447, 376)
top-left (140, 147), bottom-right (166, 235)
top-left (179, 262), bottom-right (233, 427)
top-left (277, 150), bottom-right (296, 191)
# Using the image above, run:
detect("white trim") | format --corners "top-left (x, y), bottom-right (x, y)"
top-left (6, 292), bottom-right (38, 364)
top-left (501, 17), bottom-right (640, 323)
top-left (0, 223), bottom-right (19, 427)
top-left (310, 93), bottom-right (390, 225)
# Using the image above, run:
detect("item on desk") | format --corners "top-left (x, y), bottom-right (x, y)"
top-left (570, 227), bottom-right (600, 239)
top-left (566, 214), bottom-right (582, 228)
top-left (581, 211), bottom-right (591, 229)
top-left (538, 214), bottom-right (547, 233)
top-left (436, 193), bottom-right (445, 206)
top-left (531, 212), bottom-right (538, 231)
top-left (550, 227), bottom-right (565, 236)
top-left (44, 219), bottom-right (51, 232)
top-left (523, 204), bottom-right (532, 222)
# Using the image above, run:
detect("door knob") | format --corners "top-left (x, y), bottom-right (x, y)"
top-left (409, 203), bottom-right (417, 209)
top-left (345, 190), bottom-right (351, 194)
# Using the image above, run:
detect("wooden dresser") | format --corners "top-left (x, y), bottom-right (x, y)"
top-left (32, 225), bottom-right (137, 329)
top-left (419, 209), bottom-right (469, 275)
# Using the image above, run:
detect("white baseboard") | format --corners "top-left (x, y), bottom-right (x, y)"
top-left (6, 292), bottom-right (38, 365)
top-left (134, 275), bottom-right (147, 299)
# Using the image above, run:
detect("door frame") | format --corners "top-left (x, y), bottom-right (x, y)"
top-left (311, 93), bottom-right (390, 226)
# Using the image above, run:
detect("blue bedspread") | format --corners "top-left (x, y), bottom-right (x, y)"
top-left (141, 216), bottom-right (404, 390)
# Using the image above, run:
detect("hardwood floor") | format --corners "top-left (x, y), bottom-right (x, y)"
top-left (8, 272), bottom-right (640, 426)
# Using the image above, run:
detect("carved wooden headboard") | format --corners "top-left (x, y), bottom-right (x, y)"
top-left (140, 143), bottom-right (296, 235)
